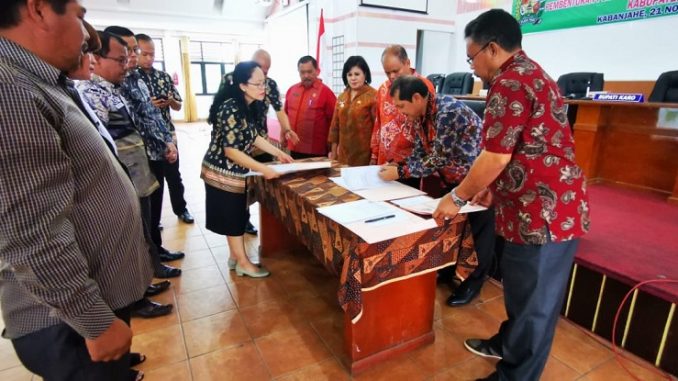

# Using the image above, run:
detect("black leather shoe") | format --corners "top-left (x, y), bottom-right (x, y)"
top-left (476, 372), bottom-right (499, 381)
top-left (446, 284), bottom-right (481, 307)
top-left (158, 249), bottom-right (185, 262)
top-left (144, 280), bottom-right (171, 297)
top-left (464, 338), bottom-right (503, 360)
top-left (154, 265), bottom-right (181, 278)
top-left (245, 221), bottom-right (258, 235)
top-left (132, 299), bottom-right (173, 318)
top-left (178, 210), bottom-right (194, 224)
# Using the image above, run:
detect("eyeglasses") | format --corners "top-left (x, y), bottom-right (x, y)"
top-left (127, 47), bottom-right (141, 56)
top-left (466, 41), bottom-right (493, 65)
top-left (99, 55), bottom-right (129, 66)
top-left (247, 81), bottom-right (266, 89)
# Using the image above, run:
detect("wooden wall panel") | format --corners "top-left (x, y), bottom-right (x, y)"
top-left (604, 81), bottom-right (656, 99)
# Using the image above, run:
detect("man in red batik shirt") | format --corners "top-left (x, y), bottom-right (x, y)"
top-left (433, 9), bottom-right (590, 381)
top-left (284, 55), bottom-right (336, 159)
top-left (370, 45), bottom-right (436, 188)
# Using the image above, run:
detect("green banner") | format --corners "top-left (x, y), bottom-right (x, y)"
top-left (513, 0), bottom-right (678, 33)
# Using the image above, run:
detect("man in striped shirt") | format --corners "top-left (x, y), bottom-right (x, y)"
top-left (0, 1), bottom-right (152, 379)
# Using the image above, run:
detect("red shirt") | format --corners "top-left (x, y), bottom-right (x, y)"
top-left (370, 70), bottom-right (436, 165)
top-left (284, 79), bottom-right (337, 155)
top-left (484, 51), bottom-right (590, 245)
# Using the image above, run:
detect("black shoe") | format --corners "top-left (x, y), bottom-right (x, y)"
top-left (245, 221), bottom-right (258, 235)
top-left (476, 372), bottom-right (499, 381)
top-left (178, 210), bottom-right (194, 224)
top-left (446, 284), bottom-right (481, 307)
top-left (464, 338), bottom-right (503, 360)
top-left (154, 265), bottom-right (181, 278)
top-left (158, 249), bottom-right (185, 262)
top-left (132, 298), bottom-right (173, 318)
top-left (144, 280), bottom-right (171, 297)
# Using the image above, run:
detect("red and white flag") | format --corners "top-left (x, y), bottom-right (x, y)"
top-left (315, 9), bottom-right (331, 81)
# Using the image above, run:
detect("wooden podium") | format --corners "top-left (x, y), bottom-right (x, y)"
top-left (570, 100), bottom-right (678, 204)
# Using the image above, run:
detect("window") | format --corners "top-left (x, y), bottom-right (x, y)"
top-left (332, 36), bottom-right (345, 93)
top-left (152, 37), bottom-right (166, 72)
top-left (190, 41), bottom-right (235, 95)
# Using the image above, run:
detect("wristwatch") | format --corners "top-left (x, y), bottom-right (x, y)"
top-left (449, 187), bottom-right (467, 208)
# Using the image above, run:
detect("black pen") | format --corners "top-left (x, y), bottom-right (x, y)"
top-left (364, 214), bottom-right (396, 223)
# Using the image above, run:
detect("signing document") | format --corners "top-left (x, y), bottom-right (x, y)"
top-left (331, 166), bottom-right (425, 201)
top-left (246, 161), bottom-right (332, 176)
top-left (317, 199), bottom-right (437, 244)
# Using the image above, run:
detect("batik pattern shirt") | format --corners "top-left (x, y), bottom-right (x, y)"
top-left (370, 70), bottom-right (436, 165)
top-left (201, 99), bottom-right (264, 194)
top-left (137, 67), bottom-right (182, 133)
top-left (484, 51), bottom-right (590, 245)
top-left (328, 85), bottom-right (377, 166)
top-left (400, 95), bottom-right (482, 186)
top-left (121, 71), bottom-right (172, 161)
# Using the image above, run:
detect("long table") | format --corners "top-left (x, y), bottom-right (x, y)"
top-left (250, 162), bottom-right (477, 374)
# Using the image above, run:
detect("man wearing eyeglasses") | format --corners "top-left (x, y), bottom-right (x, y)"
top-left (433, 9), bottom-right (590, 381)
top-left (105, 26), bottom-right (186, 269)
top-left (77, 31), bottom-right (177, 318)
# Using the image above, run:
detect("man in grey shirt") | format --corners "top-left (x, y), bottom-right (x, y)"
top-left (0, 1), bottom-right (152, 379)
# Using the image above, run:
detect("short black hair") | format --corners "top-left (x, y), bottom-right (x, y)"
top-left (0, 0), bottom-right (69, 29)
top-left (96, 31), bottom-right (127, 57)
top-left (208, 61), bottom-right (262, 125)
top-left (341, 56), bottom-right (371, 87)
top-left (389, 75), bottom-right (429, 101)
top-left (464, 9), bottom-right (522, 52)
top-left (297, 55), bottom-right (318, 69)
top-left (135, 33), bottom-right (153, 43)
top-left (104, 25), bottom-right (134, 38)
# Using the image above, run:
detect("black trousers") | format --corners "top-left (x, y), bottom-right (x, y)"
top-left (459, 207), bottom-right (496, 291)
top-left (290, 151), bottom-right (320, 160)
top-left (12, 306), bottom-right (133, 381)
top-left (148, 160), bottom-right (166, 249)
top-left (139, 195), bottom-right (163, 273)
top-left (163, 149), bottom-right (188, 216)
top-left (490, 238), bottom-right (578, 380)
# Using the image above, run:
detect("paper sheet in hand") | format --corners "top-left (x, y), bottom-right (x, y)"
top-left (246, 161), bottom-right (331, 176)
top-left (391, 196), bottom-right (488, 215)
top-left (340, 166), bottom-right (390, 190)
top-left (317, 200), bottom-right (437, 243)
top-left (329, 176), bottom-right (425, 201)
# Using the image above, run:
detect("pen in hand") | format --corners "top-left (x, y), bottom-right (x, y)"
top-left (364, 214), bottom-right (396, 223)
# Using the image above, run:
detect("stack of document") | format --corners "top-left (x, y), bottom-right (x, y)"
top-left (391, 195), bottom-right (488, 215)
top-left (330, 165), bottom-right (425, 201)
top-left (246, 161), bottom-right (332, 176)
top-left (317, 199), bottom-right (437, 244)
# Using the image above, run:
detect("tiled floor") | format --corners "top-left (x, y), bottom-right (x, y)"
top-left (1, 122), bottom-right (674, 381)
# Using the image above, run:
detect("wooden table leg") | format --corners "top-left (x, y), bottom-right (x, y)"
top-left (343, 271), bottom-right (437, 375)
top-left (259, 203), bottom-right (303, 257)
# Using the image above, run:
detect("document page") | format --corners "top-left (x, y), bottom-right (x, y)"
top-left (391, 196), bottom-right (488, 215)
top-left (246, 161), bottom-right (332, 176)
top-left (340, 166), bottom-right (390, 190)
top-left (330, 175), bottom-right (425, 201)
top-left (317, 200), bottom-right (437, 244)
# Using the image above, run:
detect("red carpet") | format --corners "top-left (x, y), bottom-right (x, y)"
top-left (577, 184), bottom-right (678, 303)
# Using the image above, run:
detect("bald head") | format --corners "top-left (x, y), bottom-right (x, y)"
top-left (252, 49), bottom-right (271, 75)
top-left (381, 45), bottom-right (411, 82)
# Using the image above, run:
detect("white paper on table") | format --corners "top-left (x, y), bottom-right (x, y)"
top-left (340, 165), bottom-right (390, 190)
top-left (329, 176), bottom-right (425, 201)
top-left (316, 199), bottom-right (396, 224)
top-left (391, 196), bottom-right (488, 215)
top-left (317, 200), bottom-right (438, 244)
top-left (246, 161), bottom-right (332, 176)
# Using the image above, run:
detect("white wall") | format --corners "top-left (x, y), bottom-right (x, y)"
top-left (452, 3), bottom-right (678, 81)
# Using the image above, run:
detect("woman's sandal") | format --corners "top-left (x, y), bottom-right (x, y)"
top-left (130, 352), bottom-right (146, 367)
